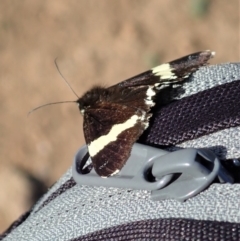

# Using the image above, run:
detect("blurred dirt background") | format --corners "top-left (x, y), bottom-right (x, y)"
top-left (0, 0), bottom-right (239, 232)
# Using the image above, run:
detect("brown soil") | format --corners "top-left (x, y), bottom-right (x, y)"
top-left (0, 0), bottom-right (239, 232)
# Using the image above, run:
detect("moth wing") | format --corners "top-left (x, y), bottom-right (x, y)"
top-left (83, 102), bottom-right (148, 177)
top-left (109, 50), bottom-right (214, 89)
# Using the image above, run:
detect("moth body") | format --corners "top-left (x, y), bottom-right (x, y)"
top-left (76, 50), bottom-right (215, 177)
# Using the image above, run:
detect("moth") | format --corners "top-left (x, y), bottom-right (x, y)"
top-left (77, 50), bottom-right (214, 177)
top-left (31, 50), bottom-right (214, 178)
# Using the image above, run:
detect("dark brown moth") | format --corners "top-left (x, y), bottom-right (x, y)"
top-left (76, 50), bottom-right (215, 177)
top-left (30, 50), bottom-right (214, 177)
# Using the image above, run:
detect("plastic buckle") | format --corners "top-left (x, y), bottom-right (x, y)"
top-left (72, 143), bottom-right (233, 202)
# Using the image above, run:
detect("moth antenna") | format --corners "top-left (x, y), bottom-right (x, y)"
top-left (28, 100), bottom-right (77, 116)
top-left (54, 58), bottom-right (80, 98)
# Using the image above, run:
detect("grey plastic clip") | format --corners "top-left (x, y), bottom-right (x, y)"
top-left (72, 143), bottom-right (233, 202)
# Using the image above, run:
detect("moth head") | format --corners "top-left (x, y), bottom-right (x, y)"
top-left (77, 86), bottom-right (109, 115)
